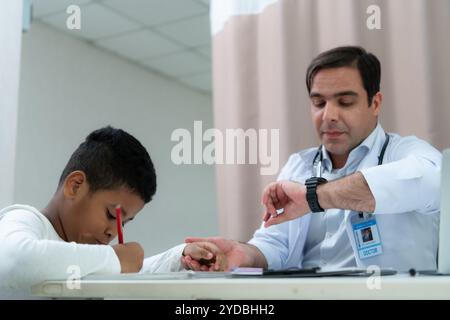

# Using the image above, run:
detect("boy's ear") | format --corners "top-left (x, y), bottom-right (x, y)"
top-left (63, 171), bottom-right (89, 199)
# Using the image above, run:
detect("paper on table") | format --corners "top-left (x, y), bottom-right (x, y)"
top-left (231, 267), bottom-right (264, 275)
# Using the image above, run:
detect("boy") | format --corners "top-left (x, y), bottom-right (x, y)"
top-left (0, 126), bottom-right (220, 296)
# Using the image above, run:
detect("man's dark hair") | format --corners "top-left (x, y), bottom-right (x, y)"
top-left (306, 46), bottom-right (381, 105)
top-left (58, 126), bottom-right (157, 203)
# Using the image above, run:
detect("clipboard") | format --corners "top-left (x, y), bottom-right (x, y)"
top-left (232, 267), bottom-right (397, 278)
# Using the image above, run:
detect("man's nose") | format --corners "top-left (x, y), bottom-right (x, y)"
top-left (322, 102), bottom-right (339, 122)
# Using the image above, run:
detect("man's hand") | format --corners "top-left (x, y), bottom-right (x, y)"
top-left (181, 241), bottom-right (227, 271)
top-left (182, 237), bottom-right (266, 271)
top-left (262, 173), bottom-right (378, 227)
top-left (112, 242), bottom-right (144, 273)
top-left (261, 180), bottom-right (310, 227)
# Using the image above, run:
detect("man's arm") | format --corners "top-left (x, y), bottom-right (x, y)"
top-left (242, 242), bottom-right (268, 269)
top-left (317, 171), bottom-right (375, 213)
top-left (262, 175), bottom-right (375, 227)
top-left (263, 145), bottom-right (441, 226)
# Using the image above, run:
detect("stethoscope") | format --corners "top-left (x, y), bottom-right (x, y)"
top-left (311, 133), bottom-right (390, 218)
top-left (312, 132), bottom-right (390, 178)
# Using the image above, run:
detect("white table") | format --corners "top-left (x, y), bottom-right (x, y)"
top-left (31, 273), bottom-right (450, 299)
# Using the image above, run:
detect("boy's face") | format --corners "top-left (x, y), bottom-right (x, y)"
top-left (60, 171), bottom-right (145, 245)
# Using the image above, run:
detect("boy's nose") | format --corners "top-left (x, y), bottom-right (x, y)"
top-left (105, 226), bottom-right (116, 239)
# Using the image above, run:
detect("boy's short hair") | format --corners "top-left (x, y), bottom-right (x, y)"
top-left (58, 126), bottom-right (157, 203)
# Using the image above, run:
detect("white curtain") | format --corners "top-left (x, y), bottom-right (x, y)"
top-left (0, 0), bottom-right (23, 208)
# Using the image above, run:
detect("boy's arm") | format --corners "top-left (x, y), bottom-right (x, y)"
top-left (140, 243), bottom-right (186, 273)
top-left (0, 211), bottom-right (121, 290)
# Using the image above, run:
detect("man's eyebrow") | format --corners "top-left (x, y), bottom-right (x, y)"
top-left (309, 91), bottom-right (358, 98)
top-left (333, 91), bottom-right (358, 97)
top-left (309, 92), bottom-right (323, 98)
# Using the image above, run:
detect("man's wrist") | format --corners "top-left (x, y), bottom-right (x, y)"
top-left (316, 183), bottom-right (331, 210)
top-left (305, 177), bottom-right (328, 212)
top-left (242, 243), bottom-right (268, 269)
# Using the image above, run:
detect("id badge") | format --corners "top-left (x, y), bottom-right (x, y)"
top-left (350, 212), bottom-right (383, 260)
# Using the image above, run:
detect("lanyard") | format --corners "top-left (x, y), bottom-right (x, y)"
top-left (312, 133), bottom-right (390, 178)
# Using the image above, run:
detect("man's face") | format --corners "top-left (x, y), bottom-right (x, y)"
top-left (309, 67), bottom-right (381, 159)
top-left (60, 172), bottom-right (145, 245)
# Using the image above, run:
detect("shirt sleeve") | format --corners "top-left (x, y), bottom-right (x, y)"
top-left (248, 222), bottom-right (290, 270)
top-left (139, 244), bottom-right (186, 273)
top-left (0, 210), bottom-right (121, 291)
top-left (360, 136), bottom-right (442, 215)
top-left (247, 153), bottom-right (303, 270)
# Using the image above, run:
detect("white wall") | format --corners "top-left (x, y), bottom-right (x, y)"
top-left (0, 0), bottom-right (23, 209)
top-left (15, 22), bottom-right (218, 255)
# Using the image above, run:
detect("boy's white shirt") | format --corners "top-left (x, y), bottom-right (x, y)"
top-left (0, 204), bottom-right (185, 297)
top-left (140, 244), bottom-right (186, 274)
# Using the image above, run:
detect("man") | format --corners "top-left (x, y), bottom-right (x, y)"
top-left (183, 46), bottom-right (441, 272)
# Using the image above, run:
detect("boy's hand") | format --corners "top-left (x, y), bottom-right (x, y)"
top-left (181, 242), bottom-right (227, 271)
top-left (112, 242), bottom-right (144, 273)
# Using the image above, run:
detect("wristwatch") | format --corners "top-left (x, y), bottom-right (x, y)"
top-left (305, 177), bottom-right (328, 212)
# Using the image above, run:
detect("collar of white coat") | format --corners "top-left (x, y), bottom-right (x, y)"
top-left (320, 123), bottom-right (386, 173)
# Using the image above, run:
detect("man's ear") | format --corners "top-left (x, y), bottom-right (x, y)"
top-left (370, 91), bottom-right (382, 117)
top-left (62, 171), bottom-right (89, 200)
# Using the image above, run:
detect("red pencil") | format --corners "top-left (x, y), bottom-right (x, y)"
top-left (116, 205), bottom-right (124, 244)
